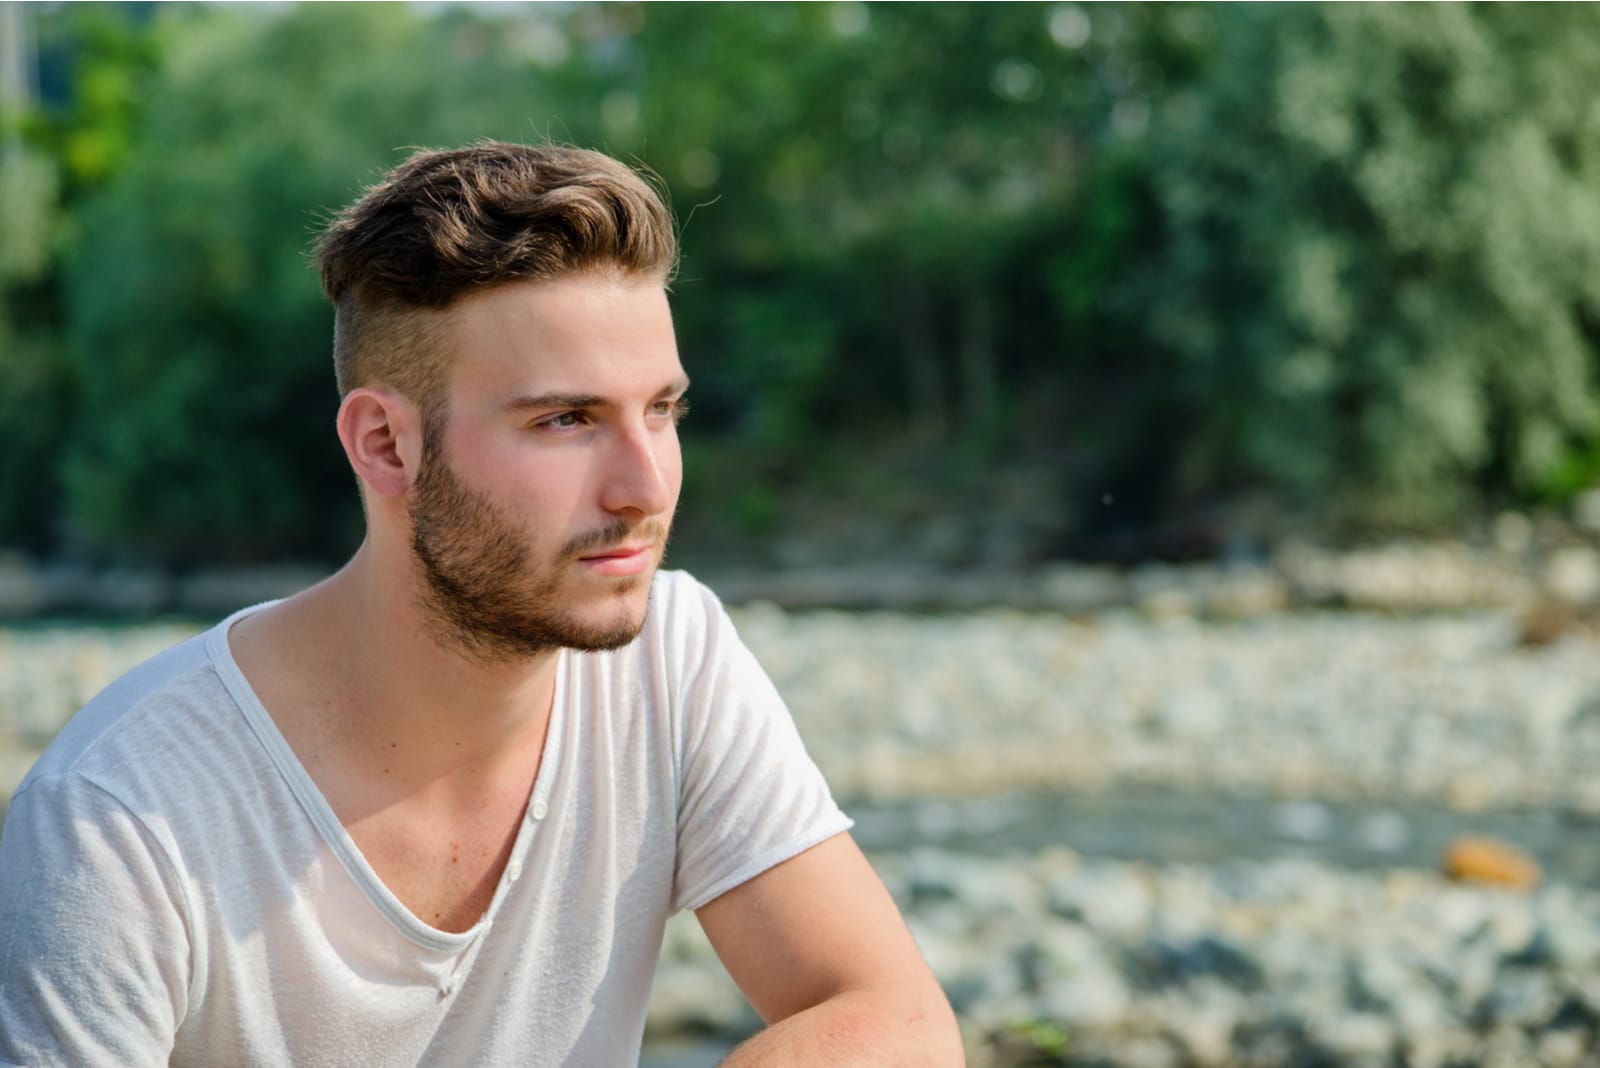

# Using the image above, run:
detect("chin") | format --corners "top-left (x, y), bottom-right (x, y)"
top-left (563, 581), bottom-right (654, 651)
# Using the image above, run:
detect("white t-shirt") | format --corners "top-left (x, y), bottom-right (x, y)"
top-left (0, 570), bottom-right (851, 1067)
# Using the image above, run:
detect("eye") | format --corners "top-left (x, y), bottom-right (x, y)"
top-left (652, 396), bottom-right (690, 424)
top-left (537, 411), bottom-right (589, 431)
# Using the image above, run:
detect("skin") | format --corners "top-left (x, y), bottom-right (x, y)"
top-left (228, 270), bottom-right (962, 1063)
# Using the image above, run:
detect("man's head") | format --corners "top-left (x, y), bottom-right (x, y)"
top-left (316, 141), bottom-right (678, 418)
top-left (315, 143), bottom-right (686, 662)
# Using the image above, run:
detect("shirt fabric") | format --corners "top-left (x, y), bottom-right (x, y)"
top-left (0, 569), bottom-right (851, 1067)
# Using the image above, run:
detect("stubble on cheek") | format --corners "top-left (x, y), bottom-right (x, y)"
top-left (406, 431), bottom-right (670, 662)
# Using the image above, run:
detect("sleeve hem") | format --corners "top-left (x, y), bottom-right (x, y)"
top-left (676, 814), bottom-right (855, 914)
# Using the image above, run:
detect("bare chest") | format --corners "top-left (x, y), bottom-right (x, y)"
top-left (347, 794), bottom-right (530, 934)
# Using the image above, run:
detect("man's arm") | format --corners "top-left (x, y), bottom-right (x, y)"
top-left (695, 832), bottom-right (963, 1066)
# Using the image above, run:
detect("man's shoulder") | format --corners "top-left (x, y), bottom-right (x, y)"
top-left (649, 567), bottom-right (719, 614)
top-left (14, 622), bottom-right (231, 802)
top-left (640, 568), bottom-right (735, 650)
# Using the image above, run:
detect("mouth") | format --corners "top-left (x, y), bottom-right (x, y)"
top-left (575, 542), bottom-right (657, 577)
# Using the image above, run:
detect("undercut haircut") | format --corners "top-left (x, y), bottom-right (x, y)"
top-left (313, 141), bottom-right (678, 413)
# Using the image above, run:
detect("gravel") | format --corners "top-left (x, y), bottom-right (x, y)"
top-left (651, 848), bottom-right (1600, 1067)
top-left (733, 604), bottom-right (1600, 815)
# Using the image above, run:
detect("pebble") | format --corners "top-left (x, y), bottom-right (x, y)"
top-left (1443, 835), bottom-right (1542, 890)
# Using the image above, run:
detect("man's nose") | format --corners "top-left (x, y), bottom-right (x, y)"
top-left (599, 423), bottom-right (676, 517)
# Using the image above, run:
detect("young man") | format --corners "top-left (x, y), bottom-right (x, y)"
top-left (0, 142), bottom-right (961, 1065)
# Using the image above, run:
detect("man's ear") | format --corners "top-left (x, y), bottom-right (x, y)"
top-left (336, 387), bottom-right (424, 500)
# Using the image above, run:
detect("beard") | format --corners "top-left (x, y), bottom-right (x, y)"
top-left (407, 422), bottom-right (666, 663)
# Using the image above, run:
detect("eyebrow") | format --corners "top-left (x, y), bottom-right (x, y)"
top-left (502, 377), bottom-right (691, 413)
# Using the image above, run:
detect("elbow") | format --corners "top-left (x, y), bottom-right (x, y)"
top-left (917, 989), bottom-right (966, 1067)
top-left (850, 984), bottom-right (965, 1066)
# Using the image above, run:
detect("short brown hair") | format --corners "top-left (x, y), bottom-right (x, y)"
top-left (314, 141), bottom-right (677, 407)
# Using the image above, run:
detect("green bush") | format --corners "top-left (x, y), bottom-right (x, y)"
top-left (1135, 5), bottom-right (1600, 523)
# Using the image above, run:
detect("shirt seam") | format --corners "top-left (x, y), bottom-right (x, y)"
top-left (62, 771), bottom-right (202, 1025)
top-left (8, 662), bottom-right (218, 802)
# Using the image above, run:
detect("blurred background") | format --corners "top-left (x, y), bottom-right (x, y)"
top-left (4, 3), bottom-right (1600, 1065)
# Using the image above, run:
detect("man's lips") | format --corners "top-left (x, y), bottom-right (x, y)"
top-left (575, 542), bottom-right (658, 576)
top-left (577, 543), bottom-right (654, 561)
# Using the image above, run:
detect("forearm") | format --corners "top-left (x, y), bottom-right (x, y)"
top-left (719, 988), bottom-right (963, 1068)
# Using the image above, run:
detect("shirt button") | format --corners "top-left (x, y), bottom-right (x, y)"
top-left (507, 861), bottom-right (522, 882)
top-left (531, 801), bottom-right (548, 820)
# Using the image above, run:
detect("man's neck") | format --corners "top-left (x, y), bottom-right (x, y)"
top-left (229, 540), bottom-right (559, 814)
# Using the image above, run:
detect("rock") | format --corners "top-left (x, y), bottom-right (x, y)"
top-left (1154, 689), bottom-right (1226, 739)
top-left (1316, 1010), bottom-right (1394, 1062)
top-left (1356, 810), bottom-right (1410, 854)
top-left (1273, 800), bottom-right (1334, 843)
top-left (644, 961), bottom-right (751, 1035)
top-left (1536, 1029), bottom-right (1592, 1068)
top-left (1442, 836), bottom-right (1541, 890)
top-left (1492, 511), bottom-right (1533, 556)
top-left (88, 570), bottom-right (172, 616)
top-left (1034, 968), bottom-right (1131, 1030)
top-left (1131, 934), bottom-right (1265, 992)
top-left (1038, 564), bottom-right (1126, 613)
top-left (1518, 597), bottom-right (1581, 647)
top-left (1046, 862), bottom-right (1153, 939)
top-left (1477, 968), bottom-right (1559, 1029)
top-left (1573, 488), bottom-right (1600, 535)
top-left (1544, 547), bottom-right (1600, 606)
top-left (1205, 568), bottom-right (1291, 619)
top-left (175, 566), bottom-right (324, 614)
top-left (0, 558), bottom-right (47, 615)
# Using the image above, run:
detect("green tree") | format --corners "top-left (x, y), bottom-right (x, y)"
top-left (1136, 4), bottom-right (1600, 524)
top-left (628, 4), bottom-right (1188, 559)
top-left (0, 4), bottom-right (160, 551)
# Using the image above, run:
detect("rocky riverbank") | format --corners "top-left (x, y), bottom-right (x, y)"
top-left (3, 562), bottom-right (1598, 1066)
top-left (652, 848), bottom-right (1600, 1067)
top-left (743, 605), bottom-right (1600, 815)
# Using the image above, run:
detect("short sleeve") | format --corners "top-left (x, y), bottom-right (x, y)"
top-left (0, 774), bottom-right (190, 1067)
top-left (664, 576), bottom-right (852, 912)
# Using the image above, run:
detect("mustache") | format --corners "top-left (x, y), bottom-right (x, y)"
top-left (562, 518), bottom-right (667, 560)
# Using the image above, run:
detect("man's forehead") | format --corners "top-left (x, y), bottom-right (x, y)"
top-left (429, 276), bottom-right (682, 406)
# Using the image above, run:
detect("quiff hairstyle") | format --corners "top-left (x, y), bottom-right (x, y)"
top-left (314, 141), bottom-right (677, 412)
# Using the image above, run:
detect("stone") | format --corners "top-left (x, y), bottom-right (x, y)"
top-left (1545, 547), bottom-right (1600, 606)
top-left (1574, 488), bottom-right (1600, 534)
top-left (1356, 810), bottom-right (1410, 854)
top-left (1273, 800), bottom-right (1334, 842)
top-left (1046, 863), bottom-right (1154, 939)
top-left (1478, 968), bottom-right (1558, 1029)
top-left (0, 558), bottom-right (47, 615)
top-left (1491, 511), bottom-right (1533, 556)
top-left (1153, 689), bottom-right (1226, 739)
top-left (1035, 969), bottom-right (1132, 1029)
top-left (1442, 836), bottom-right (1541, 890)
top-left (1319, 1010), bottom-right (1394, 1062)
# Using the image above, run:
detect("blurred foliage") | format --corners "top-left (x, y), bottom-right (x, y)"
top-left (1137, 5), bottom-right (1600, 526)
top-left (2, 3), bottom-right (1599, 567)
